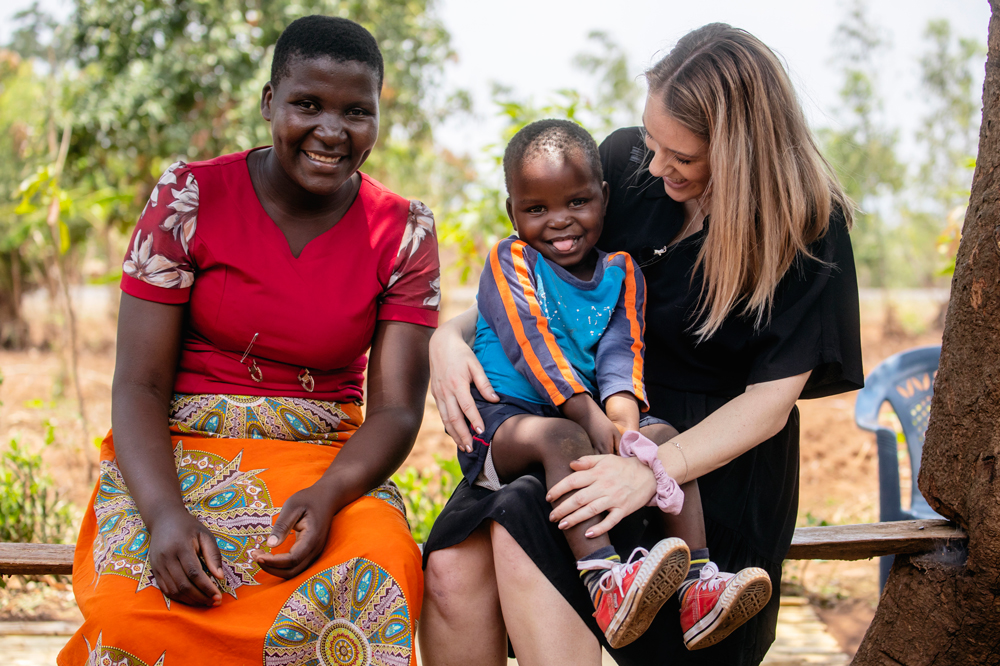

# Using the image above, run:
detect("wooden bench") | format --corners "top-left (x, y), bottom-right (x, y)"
top-left (0, 519), bottom-right (967, 576)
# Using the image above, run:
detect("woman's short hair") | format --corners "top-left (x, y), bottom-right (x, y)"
top-left (503, 119), bottom-right (603, 192)
top-left (647, 23), bottom-right (852, 340)
top-left (271, 15), bottom-right (384, 91)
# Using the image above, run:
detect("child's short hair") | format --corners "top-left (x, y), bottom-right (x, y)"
top-left (503, 119), bottom-right (603, 191)
top-left (271, 15), bottom-right (384, 91)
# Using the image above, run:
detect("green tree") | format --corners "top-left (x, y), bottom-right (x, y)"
top-left (913, 20), bottom-right (985, 281)
top-left (441, 33), bottom-right (644, 281)
top-left (819, 1), bottom-right (905, 288)
top-left (917, 19), bottom-right (984, 212)
top-left (68, 0), bottom-right (471, 228)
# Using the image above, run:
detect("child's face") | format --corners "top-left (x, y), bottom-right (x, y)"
top-left (261, 56), bottom-right (380, 196)
top-left (505, 150), bottom-right (608, 273)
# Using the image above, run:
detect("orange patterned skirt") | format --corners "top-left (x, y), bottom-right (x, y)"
top-left (59, 396), bottom-right (422, 666)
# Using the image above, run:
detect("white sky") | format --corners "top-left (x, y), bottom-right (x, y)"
top-left (1, 0), bottom-right (991, 164)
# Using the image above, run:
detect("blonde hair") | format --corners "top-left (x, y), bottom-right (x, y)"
top-left (646, 23), bottom-right (852, 341)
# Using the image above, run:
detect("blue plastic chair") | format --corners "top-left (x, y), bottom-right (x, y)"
top-left (854, 344), bottom-right (942, 590)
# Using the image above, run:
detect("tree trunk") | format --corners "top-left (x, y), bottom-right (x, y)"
top-left (852, 2), bottom-right (1000, 664)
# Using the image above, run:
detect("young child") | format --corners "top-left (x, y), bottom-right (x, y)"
top-left (458, 119), bottom-right (772, 650)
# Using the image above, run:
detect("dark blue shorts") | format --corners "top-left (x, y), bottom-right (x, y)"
top-left (456, 388), bottom-right (672, 485)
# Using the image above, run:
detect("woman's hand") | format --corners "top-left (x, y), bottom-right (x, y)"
top-left (429, 308), bottom-right (498, 452)
top-left (545, 455), bottom-right (656, 538)
top-left (253, 482), bottom-right (337, 579)
top-left (147, 508), bottom-right (225, 607)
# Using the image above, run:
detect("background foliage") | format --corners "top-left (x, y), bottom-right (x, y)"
top-left (0, 0), bottom-right (987, 541)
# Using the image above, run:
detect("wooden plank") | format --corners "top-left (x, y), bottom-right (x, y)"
top-left (786, 519), bottom-right (966, 561)
top-left (0, 621), bottom-right (80, 635)
top-left (0, 519), bottom-right (969, 577)
top-left (0, 543), bottom-right (74, 575)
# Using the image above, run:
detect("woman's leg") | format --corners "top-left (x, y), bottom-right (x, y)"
top-left (420, 523), bottom-right (507, 666)
top-left (491, 522), bottom-right (602, 666)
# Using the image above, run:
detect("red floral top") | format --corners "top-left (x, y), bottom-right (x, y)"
top-left (121, 150), bottom-right (440, 402)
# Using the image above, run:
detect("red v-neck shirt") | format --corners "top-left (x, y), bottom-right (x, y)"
top-left (120, 150), bottom-right (440, 402)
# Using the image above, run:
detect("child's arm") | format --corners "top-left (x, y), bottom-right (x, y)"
top-left (605, 392), bottom-right (640, 434)
top-left (560, 393), bottom-right (620, 455)
top-left (595, 253), bottom-right (650, 413)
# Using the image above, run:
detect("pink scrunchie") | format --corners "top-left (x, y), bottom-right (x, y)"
top-left (618, 430), bottom-right (684, 514)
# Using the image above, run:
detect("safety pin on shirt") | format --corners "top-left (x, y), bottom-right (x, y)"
top-left (240, 332), bottom-right (263, 383)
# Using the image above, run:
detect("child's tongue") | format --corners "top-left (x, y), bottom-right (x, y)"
top-left (552, 238), bottom-right (576, 252)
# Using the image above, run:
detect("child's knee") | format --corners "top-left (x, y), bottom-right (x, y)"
top-left (543, 422), bottom-right (595, 464)
top-left (640, 422), bottom-right (680, 444)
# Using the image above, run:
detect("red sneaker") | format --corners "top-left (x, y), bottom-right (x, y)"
top-left (580, 538), bottom-right (690, 649)
top-left (680, 563), bottom-right (772, 650)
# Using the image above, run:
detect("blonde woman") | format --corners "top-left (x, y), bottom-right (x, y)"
top-left (420, 23), bottom-right (862, 666)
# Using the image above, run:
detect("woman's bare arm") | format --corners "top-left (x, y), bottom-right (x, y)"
top-left (429, 304), bottom-right (498, 451)
top-left (113, 293), bottom-right (225, 607)
top-left (254, 320), bottom-right (432, 578)
top-left (547, 371), bottom-right (811, 536)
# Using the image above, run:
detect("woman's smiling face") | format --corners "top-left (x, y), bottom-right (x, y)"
top-left (261, 56), bottom-right (380, 197)
top-left (642, 97), bottom-right (712, 205)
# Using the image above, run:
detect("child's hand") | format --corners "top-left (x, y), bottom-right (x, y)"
top-left (583, 417), bottom-right (621, 456)
top-left (561, 393), bottom-right (620, 455)
top-left (605, 392), bottom-right (640, 435)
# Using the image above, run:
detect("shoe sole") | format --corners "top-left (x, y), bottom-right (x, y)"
top-left (605, 538), bottom-right (691, 649)
top-left (683, 567), bottom-right (772, 650)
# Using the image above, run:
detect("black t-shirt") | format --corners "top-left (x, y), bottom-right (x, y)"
top-left (598, 127), bottom-right (864, 407)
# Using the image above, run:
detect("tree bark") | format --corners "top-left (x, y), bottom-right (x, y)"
top-left (853, 2), bottom-right (1000, 664)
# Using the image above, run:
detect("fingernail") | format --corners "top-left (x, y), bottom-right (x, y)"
top-left (267, 536), bottom-right (278, 547)
top-left (475, 426), bottom-right (483, 434)
top-left (545, 495), bottom-right (551, 502)
top-left (585, 531), bottom-right (594, 538)
top-left (558, 521), bottom-right (568, 529)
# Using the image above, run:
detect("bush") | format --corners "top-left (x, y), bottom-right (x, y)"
top-left (0, 434), bottom-right (74, 545)
top-left (392, 454), bottom-right (462, 543)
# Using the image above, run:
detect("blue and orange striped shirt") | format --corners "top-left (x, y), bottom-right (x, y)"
top-left (474, 236), bottom-right (648, 409)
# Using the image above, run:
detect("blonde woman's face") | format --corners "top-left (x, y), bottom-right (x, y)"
top-left (642, 97), bottom-right (711, 205)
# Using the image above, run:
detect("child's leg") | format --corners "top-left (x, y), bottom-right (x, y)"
top-left (639, 422), bottom-right (772, 650)
top-left (489, 414), bottom-right (611, 560)
top-left (640, 422), bottom-right (707, 550)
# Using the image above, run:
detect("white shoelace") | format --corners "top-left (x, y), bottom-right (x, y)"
top-left (577, 547), bottom-right (648, 597)
top-left (696, 561), bottom-right (734, 591)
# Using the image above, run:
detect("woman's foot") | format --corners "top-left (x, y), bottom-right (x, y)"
top-left (580, 538), bottom-right (691, 649)
top-left (680, 563), bottom-right (772, 650)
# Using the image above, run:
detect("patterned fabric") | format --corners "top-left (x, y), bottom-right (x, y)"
top-left (264, 558), bottom-right (412, 666)
top-left (61, 430), bottom-right (423, 666)
top-left (123, 161), bottom-right (198, 289)
top-left (363, 482), bottom-right (407, 519)
top-left (86, 633), bottom-right (165, 666)
top-left (169, 393), bottom-right (357, 444)
top-left (388, 200), bottom-right (440, 309)
top-left (92, 442), bottom-right (279, 601)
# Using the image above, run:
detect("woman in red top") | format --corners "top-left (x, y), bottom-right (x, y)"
top-left (59, 16), bottom-right (438, 666)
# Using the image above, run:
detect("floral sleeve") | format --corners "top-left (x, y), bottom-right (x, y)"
top-left (120, 161), bottom-right (199, 304)
top-left (379, 200), bottom-right (440, 327)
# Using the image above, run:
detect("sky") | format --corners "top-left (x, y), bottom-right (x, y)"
top-left (0, 0), bottom-right (991, 164)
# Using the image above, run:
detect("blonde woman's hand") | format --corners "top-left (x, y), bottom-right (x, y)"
top-left (429, 322), bottom-right (498, 452)
top-left (545, 455), bottom-right (657, 538)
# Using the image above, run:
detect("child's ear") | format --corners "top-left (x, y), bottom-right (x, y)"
top-left (505, 197), bottom-right (518, 232)
top-left (260, 82), bottom-right (275, 122)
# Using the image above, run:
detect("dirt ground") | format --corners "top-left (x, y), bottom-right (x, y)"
top-left (0, 284), bottom-right (948, 658)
